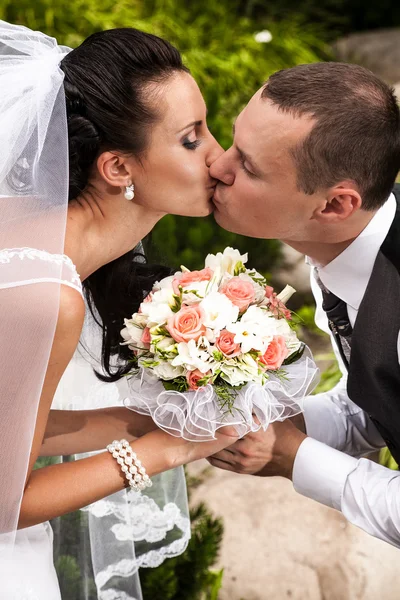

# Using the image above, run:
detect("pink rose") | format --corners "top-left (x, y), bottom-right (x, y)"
top-left (216, 329), bottom-right (242, 358)
top-left (187, 369), bottom-right (211, 390)
top-left (173, 267), bottom-right (213, 295)
top-left (220, 277), bottom-right (255, 312)
top-left (269, 295), bottom-right (292, 320)
top-left (167, 305), bottom-right (206, 342)
top-left (265, 285), bottom-right (274, 298)
top-left (259, 335), bottom-right (289, 370)
top-left (141, 327), bottom-right (151, 346)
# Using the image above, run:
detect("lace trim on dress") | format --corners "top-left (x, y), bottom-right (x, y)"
top-left (0, 247), bottom-right (82, 293)
top-left (83, 492), bottom-right (191, 589)
top-left (95, 533), bottom-right (190, 590)
top-left (83, 493), bottom-right (191, 546)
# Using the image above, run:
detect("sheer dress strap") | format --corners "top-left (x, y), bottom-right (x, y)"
top-left (0, 247), bottom-right (83, 295)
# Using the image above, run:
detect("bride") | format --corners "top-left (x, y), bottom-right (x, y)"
top-left (0, 21), bottom-right (238, 599)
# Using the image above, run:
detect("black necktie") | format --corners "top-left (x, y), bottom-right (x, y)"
top-left (314, 269), bottom-right (353, 369)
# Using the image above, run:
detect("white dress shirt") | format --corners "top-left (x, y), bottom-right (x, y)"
top-left (292, 193), bottom-right (400, 548)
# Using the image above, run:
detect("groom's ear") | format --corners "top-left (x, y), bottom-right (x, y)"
top-left (312, 183), bottom-right (362, 223)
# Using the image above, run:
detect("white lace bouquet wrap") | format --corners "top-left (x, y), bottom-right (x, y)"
top-left (122, 248), bottom-right (319, 440)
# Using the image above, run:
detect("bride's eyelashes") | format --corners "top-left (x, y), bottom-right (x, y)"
top-left (182, 137), bottom-right (201, 150)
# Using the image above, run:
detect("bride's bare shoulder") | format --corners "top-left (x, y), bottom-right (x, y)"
top-left (54, 284), bottom-right (85, 354)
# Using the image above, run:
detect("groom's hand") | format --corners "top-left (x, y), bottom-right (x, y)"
top-left (207, 418), bottom-right (307, 480)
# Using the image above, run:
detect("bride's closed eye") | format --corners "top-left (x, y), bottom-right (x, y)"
top-left (182, 132), bottom-right (201, 150)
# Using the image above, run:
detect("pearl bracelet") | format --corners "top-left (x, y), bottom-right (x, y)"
top-left (106, 439), bottom-right (152, 492)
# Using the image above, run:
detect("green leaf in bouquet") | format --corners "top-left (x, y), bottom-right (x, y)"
top-left (233, 261), bottom-right (247, 276)
top-left (212, 350), bottom-right (224, 362)
top-left (282, 342), bottom-right (305, 366)
top-left (246, 268), bottom-right (267, 287)
top-left (197, 373), bottom-right (214, 387)
top-left (162, 376), bottom-right (190, 393)
top-left (213, 377), bottom-right (246, 418)
top-left (171, 290), bottom-right (183, 312)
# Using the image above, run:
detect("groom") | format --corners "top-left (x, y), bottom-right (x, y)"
top-left (208, 62), bottom-right (400, 547)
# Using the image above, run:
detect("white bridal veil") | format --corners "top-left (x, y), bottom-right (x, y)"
top-left (0, 20), bottom-right (70, 594)
top-left (0, 20), bottom-right (190, 600)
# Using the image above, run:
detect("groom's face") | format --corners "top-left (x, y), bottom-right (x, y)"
top-left (210, 88), bottom-right (322, 241)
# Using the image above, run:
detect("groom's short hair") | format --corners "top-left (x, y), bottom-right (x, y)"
top-left (262, 62), bottom-right (400, 210)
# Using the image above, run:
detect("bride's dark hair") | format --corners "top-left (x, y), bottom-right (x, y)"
top-left (60, 28), bottom-right (189, 381)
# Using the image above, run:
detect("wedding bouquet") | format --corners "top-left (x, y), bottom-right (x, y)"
top-left (122, 248), bottom-right (319, 440)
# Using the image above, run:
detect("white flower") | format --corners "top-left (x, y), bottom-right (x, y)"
top-left (200, 292), bottom-right (239, 331)
top-left (227, 305), bottom-right (277, 353)
top-left (152, 335), bottom-right (176, 352)
top-left (205, 247), bottom-right (248, 275)
top-left (140, 288), bottom-right (174, 326)
top-left (121, 319), bottom-right (144, 345)
top-left (149, 360), bottom-right (184, 380)
top-left (227, 321), bottom-right (264, 354)
top-left (254, 30), bottom-right (273, 43)
top-left (220, 362), bottom-right (249, 386)
top-left (120, 319), bottom-right (148, 353)
top-left (181, 279), bottom-right (219, 305)
top-left (128, 312), bottom-right (148, 328)
top-left (171, 339), bottom-right (215, 374)
top-left (152, 275), bottom-right (175, 291)
top-left (277, 284), bottom-right (296, 305)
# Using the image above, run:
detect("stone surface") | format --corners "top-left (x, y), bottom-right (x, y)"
top-left (189, 461), bottom-right (400, 600)
top-left (332, 29), bottom-right (400, 84)
top-left (275, 244), bottom-right (311, 296)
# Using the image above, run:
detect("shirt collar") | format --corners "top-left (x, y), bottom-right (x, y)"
top-left (306, 193), bottom-right (396, 310)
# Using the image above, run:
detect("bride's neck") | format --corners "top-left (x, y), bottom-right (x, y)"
top-left (64, 190), bottom-right (165, 281)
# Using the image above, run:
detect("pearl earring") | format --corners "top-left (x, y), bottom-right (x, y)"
top-left (124, 183), bottom-right (135, 200)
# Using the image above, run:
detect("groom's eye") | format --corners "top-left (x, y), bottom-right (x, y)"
top-left (239, 157), bottom-right (255, 177)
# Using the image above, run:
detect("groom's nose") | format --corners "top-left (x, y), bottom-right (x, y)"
top-left (209, 148), bottom-right (235, 186)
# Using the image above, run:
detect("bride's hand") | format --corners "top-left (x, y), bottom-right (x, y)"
top-left (131, 426), bottom-right (240, 476)
top-left (167, 425), bottom-right (240, 468)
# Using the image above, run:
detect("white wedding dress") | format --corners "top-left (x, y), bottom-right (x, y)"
top-left (1, 248), bottom-right (190, 600)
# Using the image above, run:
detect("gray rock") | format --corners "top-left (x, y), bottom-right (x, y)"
top-left (189, 461), bottom-right (400, 600)
top-left (333, 29), bottom-right (400, 84)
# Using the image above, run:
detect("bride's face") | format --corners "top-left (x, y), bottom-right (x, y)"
top-left (131, 72), bottom-right (223, 217)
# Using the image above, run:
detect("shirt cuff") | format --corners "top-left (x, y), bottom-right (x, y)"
top-left (292, 437), bottom-right (358, 511)
top-left (303, 394), bottom-right (346, 449)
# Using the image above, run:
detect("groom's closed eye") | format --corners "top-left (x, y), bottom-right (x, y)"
top-left (232, 122), bottom-right (260, 177)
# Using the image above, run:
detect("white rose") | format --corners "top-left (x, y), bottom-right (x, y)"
top-left (140, 289), bottom-right (174, 326)
top-left (205, 247), bottom-right (248, 275)
top-left (180, 279), bottom-right (219, 305)
top-left (152, 361), bottom-right (185, 380)
top-left (152, 336), bottom-right (176, 352)
top-left (120, 319), bottom-right (148, 354)
top-left (127, 312), bottom-right (148, 328)
top-left (121, 319), bottom-right (144, 346)
top-left (200, 292), bottom-right (239, 331)
top-left (220, 362), bottom-right (250, 386)
top-left (274, 318), bottom-right (292, 337)
top-left (152, 275), bottom-right (175, 291)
